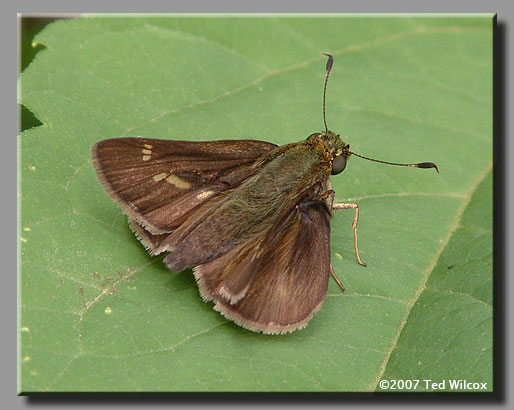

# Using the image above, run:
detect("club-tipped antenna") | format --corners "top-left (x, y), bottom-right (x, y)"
top-left (322, 53), bottom-right (333, 133)
top-left (321, 53), bottom-right (438, 174)
top-left (348, 150), bottom-right (439, 173)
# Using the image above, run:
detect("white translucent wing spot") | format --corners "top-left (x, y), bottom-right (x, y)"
top-left (196, 190), bottom-right (215, 200)
top-left (166, 174), bottom-right (191, 189)
top-left (153, 173), bottom-right (167, 182)
top-left (141, 147), bottom-right (152, 161)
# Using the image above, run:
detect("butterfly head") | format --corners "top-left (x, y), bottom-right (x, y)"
top-left (306, 130), bottom-right (351, 175)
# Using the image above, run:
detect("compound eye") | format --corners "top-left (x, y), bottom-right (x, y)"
top-left (331, 155), bottom-right (347, 175)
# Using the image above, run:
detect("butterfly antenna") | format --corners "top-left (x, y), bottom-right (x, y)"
top-left (348, 150), bottom-right (439, 173)
top-left (322, 53), bottom-right (439, 174)
top-left (322, 53), bottom-right (333, 133)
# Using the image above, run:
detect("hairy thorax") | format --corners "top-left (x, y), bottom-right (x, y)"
top-left (214, 140), bottom-right (331, 237)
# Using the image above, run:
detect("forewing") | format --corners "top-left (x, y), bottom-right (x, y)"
top-left (92, 138), bottom-right (276, 234)
top-left (194, 199), bottom-right (332, 334)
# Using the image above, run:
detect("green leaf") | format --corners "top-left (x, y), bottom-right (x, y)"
top-left (19, 16), bottom-right (493, 392)
top-left (376, 170), bottom-right (492, 392)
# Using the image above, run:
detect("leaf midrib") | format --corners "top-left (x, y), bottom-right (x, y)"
top-left (370, 160), bottom-right (493, 391)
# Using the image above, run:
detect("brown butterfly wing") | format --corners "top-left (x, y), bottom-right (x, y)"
top-left (94, 137), bottom-right (332, 333)
top-left (92, 138), bottom-right (277, 234)
top-left (128, 218), bottom-right (170, 252)
top-left (193, 199), bottom-right (332, 334)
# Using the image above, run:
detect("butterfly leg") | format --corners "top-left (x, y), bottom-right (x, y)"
top-left (314, 189), bottom-right (335, 202)
top-left (332, 202), bottom-right (367, 267)
top-left (330, 264), bottom-right (346, 292)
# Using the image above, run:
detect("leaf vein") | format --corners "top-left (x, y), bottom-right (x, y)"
top-left (370, 161), bottom-right (492, 391)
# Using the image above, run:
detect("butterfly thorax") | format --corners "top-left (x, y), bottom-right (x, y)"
top-left (207, 135), bottom-right (340, 245)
